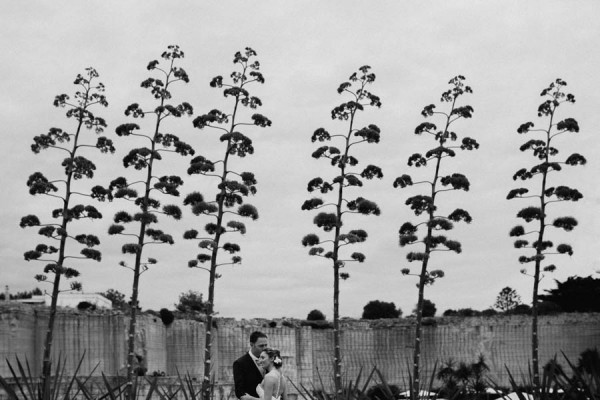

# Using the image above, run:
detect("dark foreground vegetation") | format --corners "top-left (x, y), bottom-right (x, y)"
top-left (3, 348), bottom-right (597, 400)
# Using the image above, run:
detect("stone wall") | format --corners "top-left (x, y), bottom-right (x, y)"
top-left (1, 304), bottom-right (599, 392)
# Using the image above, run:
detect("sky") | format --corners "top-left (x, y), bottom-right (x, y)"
top-left (1, 1), bottom-right (599, 319)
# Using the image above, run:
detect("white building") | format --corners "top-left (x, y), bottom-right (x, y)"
top-left (16, 293), bottom-right (112, 309)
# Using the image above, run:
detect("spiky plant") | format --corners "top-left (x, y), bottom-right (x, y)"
top-left (301, 65), bottom-right (382, 397)
top-left (393, 76), bottom-right (478, 399)
top-left (19, 67), bottom-right (113, 391)
top-left (106, 45), bottom-right (194, 395)
top-left (508, 78), bottom-right (586, 388)
top-left (183, 47), bottom-right (269, 400)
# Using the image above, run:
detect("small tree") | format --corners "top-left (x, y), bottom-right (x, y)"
top-left (301, 65), bottom-right (382, 396)
top-left (362, 300), bottom-right (401, 319)
top-left (101, 288), bottom-right (128, 310)
top-left (175, 290), bottom-right (207, 313)
top-left (511, 304), bottom-right (532, 315)
top-left (106, 45), bottom-right (194, 393)
top-left (540, 276), bottom-right (600, 312)
top-left (0, 288), bottom-right (43, 300)
top-left (159, 308), bottom-right (175, 326)
top-left (183, 47), bottom-right (269, 400)
top-left (393, 76), bottom-right (477, 399)
top-left (307, 309), bottom-right (326, 321)
top-left (494, 286), bottom-right (522, 312)
top-left (480, 308), bottom-right (498, 317)
top-left (508, 78), bottom-right (586, 387)
top-left (420, 299), bottom-right (437, 317)
top-left (443, 308), bottom-right (483, 317)
top-left (19, 67), bottom-right (113, 389)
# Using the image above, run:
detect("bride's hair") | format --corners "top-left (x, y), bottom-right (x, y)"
top-left (263, 348), bottom-right (283, 368)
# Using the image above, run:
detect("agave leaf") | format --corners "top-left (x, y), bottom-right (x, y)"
top-left (373, 367), bottom-right (396, 399)
top-left (155, 380), bottom-right (181, 400)
top-left (62, 352), bottom-right (90, 399)
top-left (102, 372), bottom-right (119, 400)
top-left (286, 377), bottom-right (312, 400)
top-left (144, 376), bottom-right (158, 400)
top-left (75, 377), bottom-right (96, 400)
top-left (425, 362), bottom-right (438, 400)
top-left (129, 374), bottom-right (139, 400)
top-left (185, 371), bottom-right (199, 400)
top-left (16, 357), bottom-right (36, 400)
top-left (316, 367), bottom-right (327, 399)
top-left (5, 359), bottom-right (26, 399)
top-left (175, 368), bottom-right (191, 400)
top-left (357, 366), bottom-right (373, 394)
top-left (560, 350), bottom-right (598, 400)
top-left (0, 369), bottom-right (19, 399)
top-left (75, 359), bottom-right (100, 397)
top-left (504, 366), bottom-right (531, 400)
top-left (50, 355), bottom-right (66, 400)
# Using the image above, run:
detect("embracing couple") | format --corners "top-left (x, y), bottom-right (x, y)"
top-left (233, 331), bottom-right (287, 400)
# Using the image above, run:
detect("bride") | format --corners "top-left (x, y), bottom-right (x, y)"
top-left (242, 348), bottom-right (287, 400)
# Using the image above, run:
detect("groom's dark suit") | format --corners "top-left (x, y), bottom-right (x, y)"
top-left (233, 352), bottom-right (263, 399)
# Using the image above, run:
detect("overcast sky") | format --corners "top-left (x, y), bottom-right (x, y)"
top-left (1, 1), bottom-right (599, 319)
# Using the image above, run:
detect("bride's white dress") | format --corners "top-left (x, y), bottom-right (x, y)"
top-left (256, 374), bottom-right (282, 400)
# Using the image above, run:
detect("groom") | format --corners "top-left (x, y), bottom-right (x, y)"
top-left (233, 331), bottom-right (268, 399)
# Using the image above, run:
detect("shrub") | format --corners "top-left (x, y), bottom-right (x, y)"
top-left (510, 304), bottom-right (532, 315)
top-left (159, 308), bottom-right (175, 326)
top-left (363, 300), bottom-right (402, 319)
top-left (77, 301), bottom-right (96, 311)
top-left (422, 299), bottom-right (436, 317)
top-left (437, 355), bottom-right (490, 398)
top-left (307, 309), bottom-right (326, 321)
top-left (457, 308), bottom-right (480, 317)
top-left (540, 276), bottom-right (600, 312)
top-left (537, 300), bottom-right (562, 315)
top-left (481, 308), bottom-right (498, 317)
top-left (301, 320), bottom-right (333, 330)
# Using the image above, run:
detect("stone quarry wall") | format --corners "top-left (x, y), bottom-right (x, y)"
top-left (1, 304), bottom-right (599, 393)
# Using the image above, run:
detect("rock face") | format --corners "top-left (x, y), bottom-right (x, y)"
top-left (1, 303), bottom-right (599, 389)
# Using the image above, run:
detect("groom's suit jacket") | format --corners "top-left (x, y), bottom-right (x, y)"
top-left (233, 352), bottom-right (263, 399)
